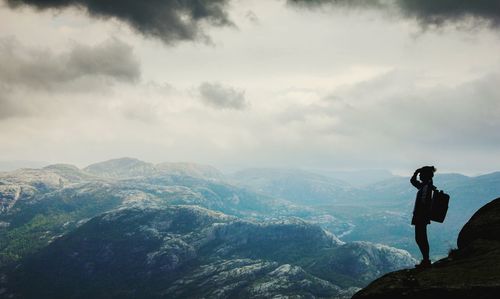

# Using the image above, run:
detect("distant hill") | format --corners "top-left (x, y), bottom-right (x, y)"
top-left (316, 172), bottom-right (500, 258)
top-left (230, 168), bottom-right (353, 205)
top-left (43, 164), bottom-right (96, 182)
top-left (155, 162), bottom-right (224, 180)
top-left (310, 169), bottom-right (396, 187)
top-left (83, 157), bottom-right (158, 178)
top-left (353, 197), bottom-right (500, 299)
top-left (0, 161), bottom-right (49, 172)
top-left (227, 168), bottom-right (500, 258)
top-left (83, 157), bottom-right (224, 181)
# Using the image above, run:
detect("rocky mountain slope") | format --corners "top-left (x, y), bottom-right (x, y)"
top-left (352, 197), bottom-right (500, 299)
top-left (0, 158), bottom-right (420, 298)
top-left (3, 158), bottom-right (500, 264)
top-left (230, 168), bottom-right (500, 258)
top-left (1, 205), bottom-right (414, 299)
top-left (0, 161), bottom-right (295, 265)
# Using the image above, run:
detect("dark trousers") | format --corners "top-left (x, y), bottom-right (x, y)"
top-left (415, 223), bottom-right (429, 261)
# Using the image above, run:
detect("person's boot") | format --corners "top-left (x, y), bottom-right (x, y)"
top-left (415, 259), bottom-right (432, 269)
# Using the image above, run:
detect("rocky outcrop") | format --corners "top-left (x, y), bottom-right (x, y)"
top-left (457, 197), bottom-right (500, 249)
top-left (167, 260), bottom-right (350, 298)
top-left (352, 197), bottom-right (500, 299)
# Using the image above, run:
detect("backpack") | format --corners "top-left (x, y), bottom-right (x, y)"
top-left (430, 190), bottom-right (450, 223)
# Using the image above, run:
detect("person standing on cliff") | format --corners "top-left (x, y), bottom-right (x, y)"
top-left (410, 166), bottom-right (436, 268)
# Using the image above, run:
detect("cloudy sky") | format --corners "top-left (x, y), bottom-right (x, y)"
top-left (1, 0), bottom-right (500, 174)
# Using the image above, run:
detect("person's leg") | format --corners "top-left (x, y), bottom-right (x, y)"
top-left (415, 223), bottom-right (430, 262)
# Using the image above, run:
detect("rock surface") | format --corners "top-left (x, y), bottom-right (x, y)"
top-left (352, 197), bottom-right (500, 299)
top-left (2, 206), bottom-right (414, 299)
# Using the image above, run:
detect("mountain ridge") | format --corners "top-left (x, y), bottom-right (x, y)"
top-left (2, 205), bottom-right (415, 298)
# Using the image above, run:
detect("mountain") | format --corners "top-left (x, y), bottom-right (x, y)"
top-left (84, 157), bottom-right (158, 178)
top-left (315, 172), bottom-right (500, 258)
top-left (230, 168), bottom-right (354, 205)
top-left (0, 168), bottom-right (295, 266)
top-left (83, 158), bottom-right (225, 181)
top-left (1, 205), bottom-right (415, 299)
top-left (155, 162), bottom-right (224, 180)
top-left (42, 164), bottom-right (96, 182)
top-left (0, 161), bottom-right (49, 172)
top-left (310, 169), bottom-right (396, 187)
top-left (3, 159), bottom-right (499, 297)
top-left (0, 166), bottom-right (73, 216)
top-left (3, 161), bottom-right (500, 264)
top-left (352, 197), bottom-right (500, 299)
top-left (227, 168), bottom-right (500, 258)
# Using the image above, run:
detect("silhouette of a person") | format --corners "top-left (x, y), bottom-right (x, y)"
top-left (410, 166), bottom-right (436, 268)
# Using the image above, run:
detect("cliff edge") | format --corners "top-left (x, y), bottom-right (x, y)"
top-left (353, 197), bottom-right (500, 299)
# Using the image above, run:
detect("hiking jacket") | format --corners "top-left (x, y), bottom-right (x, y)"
top-left (410, 174), bottom-right (435, 225)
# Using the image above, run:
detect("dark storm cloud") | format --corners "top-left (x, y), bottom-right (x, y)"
top-left (67, 39), bottom-right (140, 82)
top-left (198, 82), bottom-right (247, 110)
top-left (0, 37), bottom-right (140, 91)
top-left (6, 0), bottom-right (233, 44)
top-left (288, 0), bottom-right (500, 28)
top-left (0, 37), bottom-right (140, 119)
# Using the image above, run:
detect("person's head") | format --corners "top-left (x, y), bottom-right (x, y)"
top-left (419, 166), bottom-right (436, 182)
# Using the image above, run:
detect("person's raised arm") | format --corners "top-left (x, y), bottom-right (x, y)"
top-left (410, 168), bottom-right (422, 189)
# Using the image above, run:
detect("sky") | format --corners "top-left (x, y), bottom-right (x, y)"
top-left (1, 0), bottom-right (500, 175)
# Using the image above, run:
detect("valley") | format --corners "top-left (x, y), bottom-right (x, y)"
top-left (1, 158), bottom-right (499, 298)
